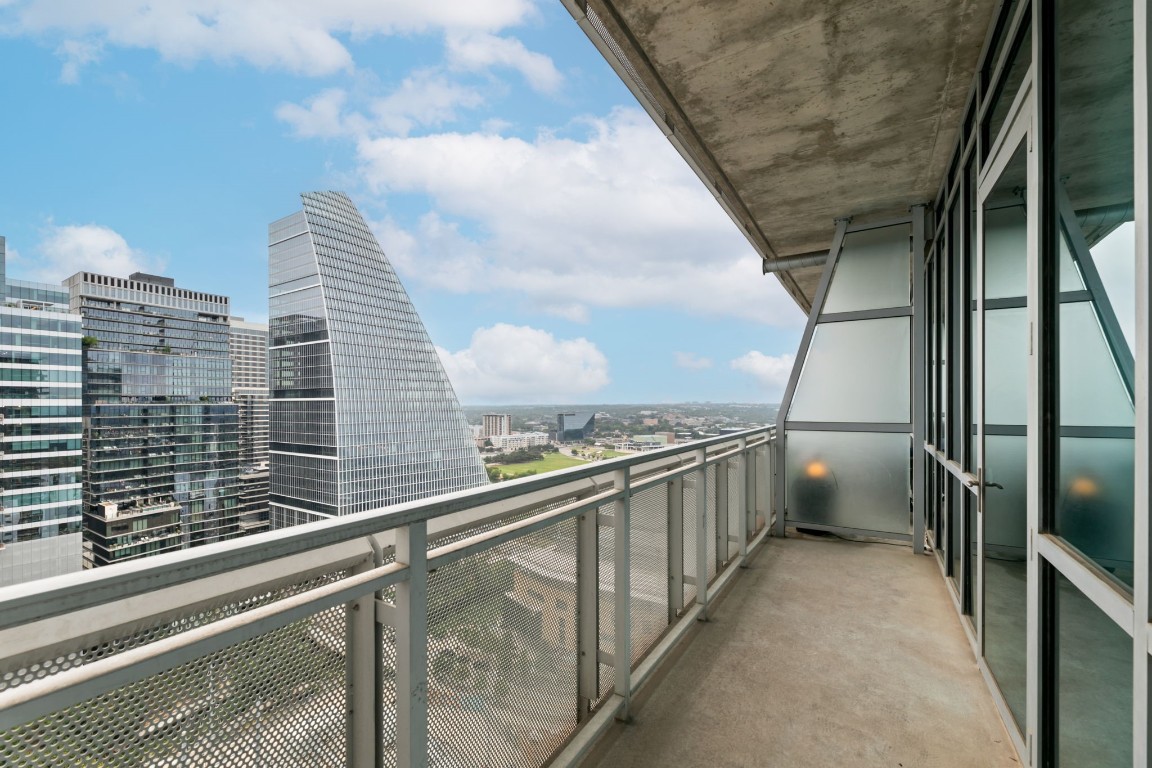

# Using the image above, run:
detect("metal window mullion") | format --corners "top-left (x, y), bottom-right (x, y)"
top-left (913, 204), bottom-right (928, 554)
top-left (667, 476), bottom-right (684, 619)
top-left (612, 467), bottom-right (632, 720)
top-left (775, 218), bottom-right (851, 536)
top-left (395, 520), bottom-right (429, 768)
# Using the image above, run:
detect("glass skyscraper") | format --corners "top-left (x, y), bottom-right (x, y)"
top-left (0, 236), bottom-right (84, 586)
top-left (66, 271), bottom-right (240, 567)
top-left (268, 191), bottom-right (487, 528)
top-left (229, 317), bottom-right (269, 534)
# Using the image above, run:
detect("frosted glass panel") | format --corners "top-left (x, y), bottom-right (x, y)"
top-left (1059, 302), bottom-right (1134, 427)
top-left (984, 204), bottom-right (1027, 299)
top-left (821, 224), bottom-right (911, 313)
top-left (788, 317), bottom-right (910, 423)
top-left (1058, 231), bottom-right (1085, 291)
top-left (1056, 437), bottom-right (1134, 586)
top-left (1056, 573), bottom-right (1132, 767)
top-left (785, 431), bottom-right (910, 534)
top-left (984, 307), bottom-right (1028, 426)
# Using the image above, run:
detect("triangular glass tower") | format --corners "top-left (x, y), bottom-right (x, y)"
top-left (268, 191), bottom-right (487, 528)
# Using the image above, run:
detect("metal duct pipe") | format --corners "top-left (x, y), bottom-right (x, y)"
top-left (761, 251), bottom-right (829, 274)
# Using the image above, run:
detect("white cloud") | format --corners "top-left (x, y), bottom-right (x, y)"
top-left (730, 351), bottom-right (795, 398)
top-left (358, 108), bottom-right (803, 326)
top-left (675, 352), bottom-right (712, 370)
top-left (56, 38), bottom-right (102, 84)
top-left (22, 224), bottom-right (163, 284)
top-left (446, 31), bottom-right (562, 93)
top-left (6, 0), bottom-right (539, 78)
top-left (436, 323), bottom-right (609, 404)
top-left (275, 88), bottom-right (354, 139)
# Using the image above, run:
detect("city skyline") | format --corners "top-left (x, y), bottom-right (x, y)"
top-left (0, 2), bottom-right (803, 405)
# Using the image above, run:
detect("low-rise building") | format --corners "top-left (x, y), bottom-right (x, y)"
top-left (489, 432), bottom-right (550, 451)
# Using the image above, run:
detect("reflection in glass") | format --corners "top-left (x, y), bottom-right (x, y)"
top-left (1054, 0), bottom-right (1135, 588)
top-left (788, 318), bottom-right (910, 423)
top-left (982, 140), bottom-right (1028, 730)
top-left (785, 431), bottom-right (910, 535)
top-left (821, 224), bottom-right (911, 314)
top-left (1056, 571), bottom-right (1131, 767)
top-left (985, 22), bottom-right (1031, 157)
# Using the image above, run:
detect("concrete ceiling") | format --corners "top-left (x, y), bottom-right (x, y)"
top-left (578, 0), bottom-right (999, 311)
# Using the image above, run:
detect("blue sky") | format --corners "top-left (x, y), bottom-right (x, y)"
top-left (0, 0), bottom-right (803, 404)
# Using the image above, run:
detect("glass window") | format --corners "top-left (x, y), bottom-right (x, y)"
top-left (821, 224), bottom-right (911, 313)
top-left (788, 317), bottom-right (910, 423)
top-left (785, 431), bottom-right (910, 535)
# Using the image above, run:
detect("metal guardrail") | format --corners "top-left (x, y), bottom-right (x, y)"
top-left (0, 427), bottom-right (775, 768)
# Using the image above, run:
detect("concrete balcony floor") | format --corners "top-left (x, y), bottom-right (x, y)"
top-left (589, 535), bottom-right (1020, 768)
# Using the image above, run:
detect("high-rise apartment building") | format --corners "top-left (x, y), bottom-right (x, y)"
top-left (0, 237), bottom-right (84, 587)
top-left (229, 317), bottom-right (269, 535)
top-left (482, 413), bottom-right (512, 437)
top-left (268, 191), bottom-right (487, 528)
top-left (66, 271), bottom-right (239, 567)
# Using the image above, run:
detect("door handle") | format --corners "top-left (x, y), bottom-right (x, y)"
top-left (964, 476), bottom-right (1003, 490)
top-left (985, 481), bottom-right (1004, 490)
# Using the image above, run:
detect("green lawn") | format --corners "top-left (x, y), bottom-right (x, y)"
top-left (491, 453), bottom-right (587, 479)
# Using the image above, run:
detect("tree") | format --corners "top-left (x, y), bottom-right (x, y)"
top-left (486, 465), bottom-right (504, 482)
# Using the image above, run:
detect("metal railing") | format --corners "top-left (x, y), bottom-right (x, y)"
top-left (0, 427), bottom-right (775, 768)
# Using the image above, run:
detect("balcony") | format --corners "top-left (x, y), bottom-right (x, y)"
top-left (0, 428), bottom-right (1015, 767)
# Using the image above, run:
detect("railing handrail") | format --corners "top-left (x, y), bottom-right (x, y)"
top-left (0, 426), bottom-right (773, 630)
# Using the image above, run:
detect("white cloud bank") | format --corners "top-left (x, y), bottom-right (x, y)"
top-left (23, 224), bottom-right (163, 283)
top-left (437, 323), bottom-right (609, 404)
top-left (730, 351), bottom-right (794, 398)
top-left (5, 0), bottom-right (554, 83)
top-left (346, 108), bottom-right (801, 326)
top-left (674, 352), bottom-right (712, 370)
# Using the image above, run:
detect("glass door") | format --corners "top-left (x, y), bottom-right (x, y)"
top-left (976, 105), bottom-right (1032, 740)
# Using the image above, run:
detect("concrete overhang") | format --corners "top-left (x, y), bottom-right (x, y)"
top-left (564, 0), bottom-right (1000, 312)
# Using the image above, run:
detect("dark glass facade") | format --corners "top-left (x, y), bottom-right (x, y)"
top-left (557, 411), bottom-right (596, 441)
top-left (65, 272), bottom-right (239, 567)
top-left (268, 191), bottom-right (487, 528)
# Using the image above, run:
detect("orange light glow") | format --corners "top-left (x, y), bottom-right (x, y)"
top-left (805, 461), bottom-right (829, 479)
top-left (1069, 477), bottom-right (1098, 497)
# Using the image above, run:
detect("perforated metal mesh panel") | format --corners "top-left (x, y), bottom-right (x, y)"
top-left (1, 606), bottom-right (348, 768)
top-left (1, 571), bottom-right (348, 696)
top-left (426, 518), bottom-right (579, 768)
top-left (628, 483), bottom-right (669, 665)
top-left (596, 502), bottom-right (616, 704)
top-left (756, 445), bottom-right (771, 526)
top-left (727, 459), bottom-right (742, 557)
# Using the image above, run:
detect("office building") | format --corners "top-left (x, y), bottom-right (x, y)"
top-left (557, 411), bottom-right (596, 441)
top-left (0, 237), bottom-right (84, 587)
top-left (66, 271), bottom-right (239, 567)
top-left (482, 413), bottom-right (513, 438)
top-left (229, 318), bottom-right (269, 535)
top-left (488, 431), bottom-right (550, 451)
top-left (268, 191), bottom-right (487, 528)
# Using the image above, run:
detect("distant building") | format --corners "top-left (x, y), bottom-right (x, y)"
top-left (489, 432), bottom-right (550, 451)
top-left (656, 431), bottom-right (677, 444)
top-left (614, 434), bottom-right (669, 451)
top-left (557, 411), bottom-right (596, 441)
top-left (268, 191), bottom-right (487, 528)
top-left (229, 318), bottom-right (269, 535)
top-left (482, 413), bottom-right (513, 437)
top-left (0, 237), bottom-right (84, 587)
top-left (66, 270), bottom-right (239, 568)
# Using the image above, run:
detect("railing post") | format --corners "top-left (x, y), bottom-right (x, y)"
top-left (694, 448), bottom-right (709, 620)
top-left (716, 457), bottom-right (729, 567)
top-left (346, 559), bottom-right (380, 768)
top-left (395, 521), bottom-right (429, 768)
top-left (612, 467), bottom-right (632, 721)
top-left (667, 476), bottom-right (684, 619)
top-left (576, 508), bottom-right (599, 719)
top-left (737, 437), bottom-right (749, 566)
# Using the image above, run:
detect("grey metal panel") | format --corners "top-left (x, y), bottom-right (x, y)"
top-left (912, 204), bottom-right (928, 555)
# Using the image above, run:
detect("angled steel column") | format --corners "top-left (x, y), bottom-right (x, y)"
top-left (912, 204), bottom-right (928, 555)
top-left (774, 218), bottom-right (851, 536)
top-left (395, 521), bottom-right (429, 768)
